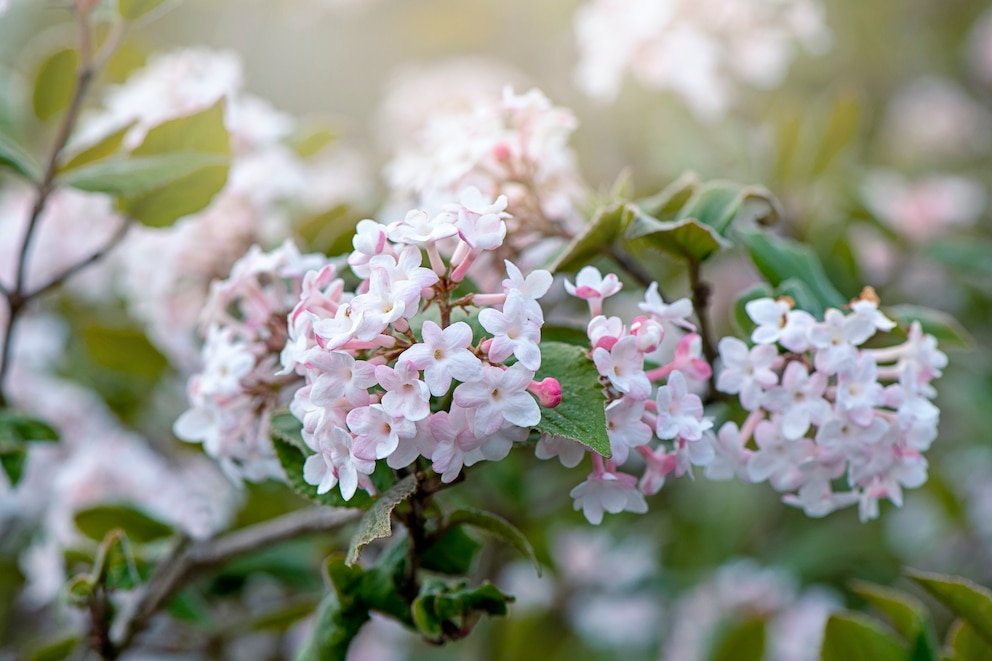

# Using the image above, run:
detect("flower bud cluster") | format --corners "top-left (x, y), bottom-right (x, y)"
top-left (281, 189), bottom-right (560, 501)
top-left (541, 266), bottom-right (717, 525)
top-left (714, 289), bottom-right (946, 521)
top-left (174, 240), bottom-right (326, 482)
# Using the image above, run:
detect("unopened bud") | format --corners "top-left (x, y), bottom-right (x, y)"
top-left (528, 377), bottom-right (562, 408)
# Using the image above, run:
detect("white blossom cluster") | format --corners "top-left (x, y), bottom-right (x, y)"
top-left (538, 266), bottom-right (717, 525)
top-left (384, 86), bottom-right (587, 265)
top-left (174, 241), bottom-right (327, 482)
top-left (573, 0), bottom-right (830, 119)
top-left (70, 47), bottom-right (372, 368)
top-left (714, 289), bottom-right (946, 521)
top-left (279, 188), bottom-right (561, 501)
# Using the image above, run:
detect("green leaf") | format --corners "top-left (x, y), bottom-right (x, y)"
top-left (0, 411), bottom-right (59, 485)
top-left (346, 475), bottom-right (418, 566)
top-left (59, 123), bottom-right (134, 172)
top-left (288, 125), bottom-right (336, 158)
top-left (74, 504), bottom-right (173, 544)
top-left (551, 203), bottom-right (636, 273)
top-left (79, 325), bottom-right (168, 379)
top-left (33, 49), bottom-right (79, 120)
top-left (735, 228), bottom-right (847, 313)
top-left (906, 569), bottom-right (992, 646)
top-left (708, 617), bottom-right (766, 661)
top-left (62, 153), bottom-right (228, 196)
top-left (270, 422), bottom-right (375, 509)
top-left (533, 341), bottom-right (610, 457)
top-left (0, 450), bottom-right (26, 487)
top-left (775, 278), bottom-right (823, 316)
top-left (948, 619), bottom-right (992, 661)
top-left (0, 410), bottom-right (59, 446)
top-left (118, 100), bottom-right (230, 227)
top-left (446, 508), bottom-right (541, 576)
top-left (625, 212), bottom-right (728, 263)
top-left (0, 132), bottom-right (41, 181)
top-left (294, 588), bottom-right (367, 661)
top-left (820, 612), bottom-right (907, 661)
top-left (850, 580), bottom-right (938, 661)
top-left (118, 0), bottom-right (168, 20)
top-left (413, 580), bottom-right (511, 642)
top-left (811, 93), bottom-right (860, 176)
top-left (420, 525), bottom-right (481, 576)
top-left (28, 635), bottom-right (78, 661)
top-left (925, 238), bottom-right (992, 279)
top-left (64, 574), bottom-right (95, 608)
top-left (636, 170), bottom-right (699, 217)
top-left (885, 305), bottom-right (973, 349)
top-left (95, 529), bottom-right (141, 591)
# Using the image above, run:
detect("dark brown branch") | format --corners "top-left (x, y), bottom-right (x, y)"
top-left (687, 259), bottom-right (718, 395)
top-left (110, 507), bottom-right (362, 659)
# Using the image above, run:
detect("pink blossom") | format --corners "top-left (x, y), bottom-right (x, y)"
top-left (453, 364), bottom-right (541, 435)
top-left (399, 320), bottom-right (483, 396)
top-left (570, 471), bottom-right (648, 524)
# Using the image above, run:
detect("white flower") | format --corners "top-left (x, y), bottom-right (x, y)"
top-left (746, 297), bottom-right (813, 351)
top-left (565, 265), bottom-right (623, 300)
top-left (303, 426), bottom-right (375, 500)
top-left (747, 419), bottom-right (816, 491)
top-left (305, 351), bottom-right (377, 407)
top-left (638, 282), bottom-right (694, 330)
top-left (763, 361), bottom-right (831, 440)
top-left (570, 472), bottom-right (648, 525)
top-left (399, 320), bottom-right (483, 396)
top-left (704, 422), bottom-right (752, 481)
top-left (593, 336), bottom-right (651, 399)
top-left (605, 397), bottom-right (652, 464)
top-left (535, 434), bottom-right (587, 468)
top-left (387, 208), bottom-right (458, 245)
top-left (348, 404), bottom-right (416, 460)
top-left (715, 337), bottom-right (778, 410)
top-left (807, 308), bottom-right (859, 375)
top-left (453, 364), bottom-right (541, 436)
top-left (479, 290), bottom-right (543, 370)
top-left (375, 360), bottom-right (431, 422)
top-left (655, 370), bottom-right (712, 441)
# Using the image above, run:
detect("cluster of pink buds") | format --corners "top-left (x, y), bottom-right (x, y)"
top-left (540, 266), bottom-right (717, 524)
top-left (713, 288), bottom-right (946, 521)
top-left (280, 187), bottom-right (561, 501)
top-left (173, 240), bottom-right (326, 482)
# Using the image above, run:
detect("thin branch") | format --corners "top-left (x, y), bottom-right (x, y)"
top-left (687, 259), bottom-right (719, 395)
top-left (0, 7), bottom-right (100, 407)
top-left (26, 217), bottom-right (133, 300)
top-left (110, 507), bottom-right (362, 659)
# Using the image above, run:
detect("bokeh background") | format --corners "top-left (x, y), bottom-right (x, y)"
top-left (1, 0), bottom-right (990, 659)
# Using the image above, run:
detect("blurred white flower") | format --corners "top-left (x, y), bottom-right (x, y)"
top-left (573, 0), bottom-right (831, 119)
top-left (863, 170), bottom-right (986, 243)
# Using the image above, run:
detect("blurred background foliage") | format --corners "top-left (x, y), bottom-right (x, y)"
top-left (1, 0), bottom-right (991, 659)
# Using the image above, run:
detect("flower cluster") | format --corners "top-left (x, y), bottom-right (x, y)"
top-left (573, 0), bottom-right (831, 119)
top-left (174, 240), bottom-right (326, 482)
top-left (539, 265), bottom-right (717, 524)
top-left (713, 289), bottom-right (946, 521)
top-left (384, 86), bottom-right (587, 267)
top-left (281, 189), bottom-right (561, 501)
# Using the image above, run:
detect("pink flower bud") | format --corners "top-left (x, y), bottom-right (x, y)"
top-left (528, 377), bottom-right (563, 408)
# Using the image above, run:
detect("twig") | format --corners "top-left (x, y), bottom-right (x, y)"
top-left (687, 259), bottom-right (718, 395)
top-left (0, 6), bottom-right (101, 406)
top-left (26, 217), bottom-right (134, 300)
top-left (110, 507), bottom-right (362, 659)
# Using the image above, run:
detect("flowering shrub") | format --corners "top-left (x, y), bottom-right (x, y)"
top-left (0, 0), bottom-right (989, 660)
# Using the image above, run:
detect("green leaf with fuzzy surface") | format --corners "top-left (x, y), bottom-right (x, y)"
top-left (949, 619), bottom-right (992, 661)
top-left (74, 505), bottom-right (173, 544)
top-left (117, 100), bottom-right (230, 227)
top-left (885, 305), bottom-right (972, 349)
top-left (33, 49), bottom-right (78, 121)
top-left (820, 612), bottom-right (907, 661)
top-left (626, 212), bottom-right (728, 263)
top-left (551, 203), bottom-right (636, 273)
top-left (345, 475), bottom-right (418, 566)
top-left (62, 153), bottom-right (228, 196)
top-left (534, 341), bottom-right (610, 457)
top-left (906, 569), bottom-right (992, 646)
top-left (850, 580), bottom-right (938, 661)
top-left (0, 132), bottom-right (40, 181)
top-left (446, 508), bottom-right (540, 576)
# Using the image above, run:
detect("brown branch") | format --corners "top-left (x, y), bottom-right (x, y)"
top-left (687, 259), bottom-right (718, 395)
top-left (0, 7), bottom-right (101, 407)
top-left (109, 507), bottom-right (362, 659)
